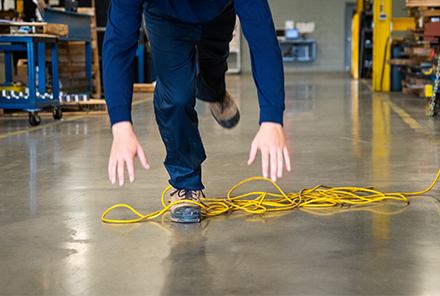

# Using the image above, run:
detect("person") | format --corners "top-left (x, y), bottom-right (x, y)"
top-left (102, 0), bottom-right (291, 223)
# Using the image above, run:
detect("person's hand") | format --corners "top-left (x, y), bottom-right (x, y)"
top-left (108, 121), bottom-right (150, 186)
top-left (248, 122), bottom-right (291, 182)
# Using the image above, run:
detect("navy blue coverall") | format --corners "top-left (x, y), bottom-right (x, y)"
top-left (103, 0), bottom-right (285, 190)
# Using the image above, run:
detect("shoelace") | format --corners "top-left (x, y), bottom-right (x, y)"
top-left (170, 189), bottom-right (206, 202)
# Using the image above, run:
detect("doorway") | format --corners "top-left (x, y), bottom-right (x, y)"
top-left (345, 2), bottom-right (357, 72)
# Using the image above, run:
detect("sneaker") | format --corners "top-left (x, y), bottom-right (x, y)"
top-left (170, 189), bottom-right (203, 223)
top-left (209, 91), bottom-right (240, 128)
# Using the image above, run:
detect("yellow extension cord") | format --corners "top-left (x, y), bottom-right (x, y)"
top-left (101, 168), bottom-right (440, 223)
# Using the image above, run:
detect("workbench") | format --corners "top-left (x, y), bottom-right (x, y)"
top-left (0, 34), bottom-right (61, 125)
top-left (0, 9), bottom-right (93, 126)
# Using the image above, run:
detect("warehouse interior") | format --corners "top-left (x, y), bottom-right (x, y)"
top-left (1, 0), bottom-right (440, 295)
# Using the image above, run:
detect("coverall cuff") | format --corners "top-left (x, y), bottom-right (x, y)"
top-left (108, 107), bottom-right (132, 127)
top-left (259, 106), bottom-right (284, 126)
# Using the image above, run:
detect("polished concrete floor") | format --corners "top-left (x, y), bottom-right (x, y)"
top-left (1, 73), bottom-right (440, 295)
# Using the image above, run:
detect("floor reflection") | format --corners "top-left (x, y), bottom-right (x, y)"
top-left (160, 222), bottom-right (213, 296)
top-left (351, 80), bottom-right (361, 158)
top-left (285, 82), bottom-right (316, 115)
top-left (29, 139), bottom-right (38, 216)
top-left (371, 93), bottom-right (392, 242)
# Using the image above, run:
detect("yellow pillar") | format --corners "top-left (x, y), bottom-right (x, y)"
top-left (351, 13), bottom-right (360, 79)
top-left (373, 0), bottom-right (392, 91)
top-left (351, 0), bottom-right (363, 79)
top-left (356, 0), bottom-right (364, 15)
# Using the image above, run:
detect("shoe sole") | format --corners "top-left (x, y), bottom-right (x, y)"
top-left (211, 109), bottom-right (240, 129)
top-left (170, 206), bottom-right (201, 223)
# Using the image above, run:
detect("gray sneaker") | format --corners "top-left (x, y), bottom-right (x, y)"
top-left (170, 189), bottom-right (203, 223)
top-left (209, 91), bottom-right (240, 128)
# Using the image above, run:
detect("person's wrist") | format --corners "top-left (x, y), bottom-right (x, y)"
top-left (260, 122), bottom-right (282, 128)
top-left (112, 121), bottom-right (133, 137)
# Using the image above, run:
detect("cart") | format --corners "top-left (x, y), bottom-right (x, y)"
top-left (0, 34), bottom-right (61, 126)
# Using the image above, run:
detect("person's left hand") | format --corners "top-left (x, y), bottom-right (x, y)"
top-left (248, 122), bottom-right (291, 182)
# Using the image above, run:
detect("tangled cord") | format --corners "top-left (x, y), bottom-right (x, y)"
top-left (101, 169), bottom-right (440, 223)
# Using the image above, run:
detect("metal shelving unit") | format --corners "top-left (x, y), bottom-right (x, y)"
top-left (279, 39), bottom-right (316, 62)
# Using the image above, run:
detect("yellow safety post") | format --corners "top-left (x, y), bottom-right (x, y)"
top-left (351, 13), bottom-right (360, 79)
top-left (373, 0), bottom-right (392, 91)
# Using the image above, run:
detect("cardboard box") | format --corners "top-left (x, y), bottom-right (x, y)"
top-left (42, 23), bottom-right (68, 36)
top-left (16, 59), bottom-right (28, 76)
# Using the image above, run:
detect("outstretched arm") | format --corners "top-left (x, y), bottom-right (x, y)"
top-left (235, 0), bottom-right (290, 181)
top-left (103, 0), bottom-right (147, 186)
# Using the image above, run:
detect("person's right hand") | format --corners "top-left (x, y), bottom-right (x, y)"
top-left (108, 121), bottom-right (150, 186)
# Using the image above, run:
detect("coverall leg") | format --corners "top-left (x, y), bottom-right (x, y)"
top-left (144, 4), bottom-right (236, 190)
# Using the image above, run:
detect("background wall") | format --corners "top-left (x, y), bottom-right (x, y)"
top-left (239, 0), bottom-right (409, 73)
top-left (0, 0), bottom-right (413, 82)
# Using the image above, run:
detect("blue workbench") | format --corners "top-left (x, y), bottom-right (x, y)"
top-left (0, 34), bottom-right (61, 125)
top-left (0, 9), bottom-right (93, 126)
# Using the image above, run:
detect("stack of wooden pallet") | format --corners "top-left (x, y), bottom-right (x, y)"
top-left (47, 7), bottom-right (101, 99)
top-left (77, 7), bottom-right (101, 99)
top-left (50, 39), bottom-right (107, 113)
top-left (387, 1), bottom-right (440, 97)
top-left (51, 41), bottom-right (90, 94)
top-left (396, 44), bottom-right (434, 97)
top-left (406, 0), bottom-right (440, 8)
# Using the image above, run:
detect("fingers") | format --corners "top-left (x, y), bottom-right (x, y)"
top-left (109, 152), bottom-right (149, 186)
top-left (125, 147), bottom-right (150, 184)
top-left (126, 157), bottom-right (134, 183)
top-left (284, 147), bottom-right (291, 172)
top-left (108, 156), bottom-right (117, 185)
top-left (137, 146), bottom-right (150, 171)
top-left (109, 155), bottom-right (147, 186)
top-left (270, 147), bottom-right (278, 182)
top-left (252, 144), bottom-right (291, 182)
top-left (249, 139), bottom-right (290, 182)
top-left (261, 148), bottom-right (269, 179)
top-left (108, 154), bottom-right (127, 186)
top-left (277, 148), bottom-right (283, 178)
top-left (249, 139), bottom-right (271, 180)
top-left (269, 148), bottom-right (285, 182)
top-left (247, 142), bottom-right (258, 166)
top-left (117, 159), bottom-right (125, 187)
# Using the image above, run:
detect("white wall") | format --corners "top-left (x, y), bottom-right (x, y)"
top-left (238, 0), bottom-right (409, 73)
